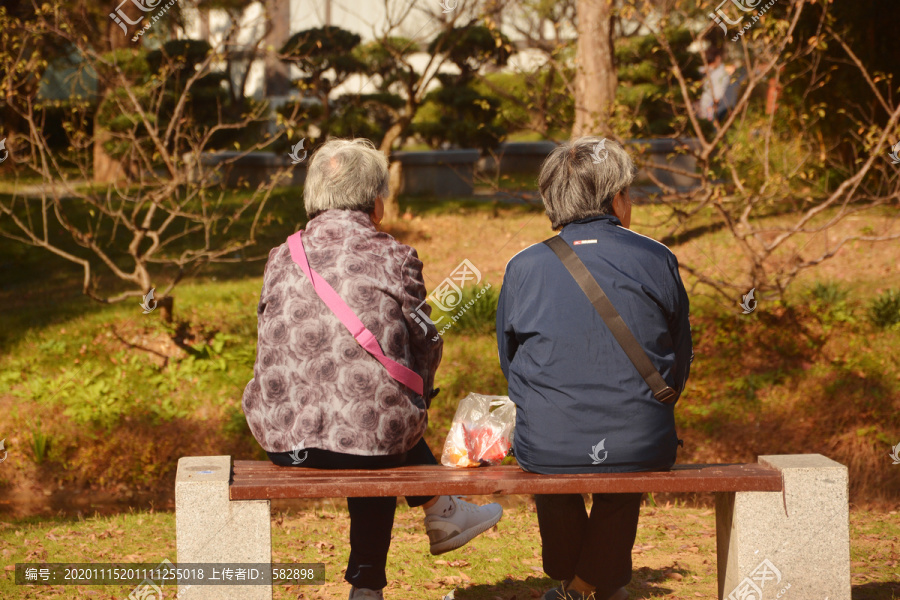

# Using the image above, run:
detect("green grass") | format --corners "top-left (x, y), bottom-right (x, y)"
top-left (1, 198), bottom-right (899, 504)
top-left (0, 504), bottom-right (897, 599)
top-left (474, 170), bottom-right (542, 192)
top-left (0, 192), bottom-right (898, 599)
top-left (429, 284), bottom-right (499, 337)
top-left (4, 265), bottom-right (897, 505)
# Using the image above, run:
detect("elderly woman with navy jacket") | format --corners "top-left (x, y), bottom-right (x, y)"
top-left (243, 139), bottom-right (502, 600)
top-left (496, 137), bottom-right (693, 600)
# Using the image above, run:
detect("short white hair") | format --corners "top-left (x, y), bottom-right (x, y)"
top-left (303, 138), bottom-right (389, 217)
top-left (539, 136), bottom-right (636, 230)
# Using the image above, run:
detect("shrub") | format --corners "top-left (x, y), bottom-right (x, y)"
top-left (807, 281), bottom-right (855, 330)
top-left (868, 289), bottom-right (900, 329)
top-left (30, 429), bottom-right (50, 465)
top-left (414, 82), bottom-right (506, 151)
top-left (430, 284), bottom-right (499, 336)
top-left (809, 281), bottom-right (849, 304)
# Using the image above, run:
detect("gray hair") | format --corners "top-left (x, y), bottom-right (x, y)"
top-left (538, 136), bottom-right (637, 230)
top-left (303, 138), bottom-right (389, 217)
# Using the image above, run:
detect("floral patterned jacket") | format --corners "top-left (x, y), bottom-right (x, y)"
top-left (242, 209), bottom-right (442, 455)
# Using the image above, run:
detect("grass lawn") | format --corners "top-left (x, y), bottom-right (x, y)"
top-left (0, 190), bottom-right (898, 598)
top-left (0, 502), bottom-right (897, 599)
top-left (1, 195), bottom-right (897, 511)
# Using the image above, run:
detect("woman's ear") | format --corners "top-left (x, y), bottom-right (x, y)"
top-left (612, 189), bottom-right (632, 229)
top-left (371, 196), bottom-right (385, 226)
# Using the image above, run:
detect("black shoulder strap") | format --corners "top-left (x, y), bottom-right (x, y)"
top-left (543, 235), bottom-right (678, 405)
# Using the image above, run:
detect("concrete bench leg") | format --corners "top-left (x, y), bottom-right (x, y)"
top-left (715, 454), bottom-right (850, 600)
top-left (176, 456), bottom-right (272, 600)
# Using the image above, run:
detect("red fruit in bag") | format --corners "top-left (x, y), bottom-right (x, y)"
top-left (463, 423), bottom-right (511, 465)
top-left (481, 436), bottom-right (510, 464)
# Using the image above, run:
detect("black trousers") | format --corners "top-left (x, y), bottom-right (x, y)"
top-left (268, 438), bottom-right (438, 590)
top-left (533, 492), bottom-right (643, 597)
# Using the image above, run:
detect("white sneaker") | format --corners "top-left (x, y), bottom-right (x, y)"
top-left (349, 587), bottom-right (384, 600)
top-left (424, 496), bottom-right (503, 555)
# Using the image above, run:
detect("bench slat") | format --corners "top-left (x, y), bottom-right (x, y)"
top-left (229, 463), bottom-right (782, 500)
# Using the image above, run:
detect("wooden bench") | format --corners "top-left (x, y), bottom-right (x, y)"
top-left (228, 461), bottom-right (783, 498)
top-left (174, 454), bottom-right (851, 600)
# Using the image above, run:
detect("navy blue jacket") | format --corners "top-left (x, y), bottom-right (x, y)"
top-left (497, 215), bottom-right (692, 474)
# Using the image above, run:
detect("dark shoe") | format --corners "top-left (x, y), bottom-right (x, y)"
top-left (348, 587), bottom-right (384, 600)
top-left (542, 584), bottom-right (571, 600)
top-left (607, 589), bottom-right (629, 600)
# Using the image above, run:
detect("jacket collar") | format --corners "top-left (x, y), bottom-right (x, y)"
top-left (566, 213), bottom-right (622, 228)
top-left (307, 209), bottom-right (376, 232)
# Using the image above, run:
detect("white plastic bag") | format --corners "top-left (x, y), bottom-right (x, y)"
top-left (441, 393), bottom-right (515, 467)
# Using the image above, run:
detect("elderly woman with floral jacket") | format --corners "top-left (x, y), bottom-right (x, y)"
top-left (242, 139), bottom-right (501, 600)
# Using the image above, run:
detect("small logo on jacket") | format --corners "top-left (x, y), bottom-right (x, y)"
top-left (740, 287), bottom-right (757, 314)
top-left (439, 0), bottom-right (458, 13)
top-left (289, 440), bottom-right (308, 464)
top-left (588, 439), bottom-right (608, 464)
top-left (140, 288), bottom-right (157, 314)
top-left (890, 442), bottom-right (900, 465)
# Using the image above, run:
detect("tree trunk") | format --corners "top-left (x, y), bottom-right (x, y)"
top-left (384, 160), bottom-right (403, 223)
top-left (157, 296), bottom-right (174, 324)
top-left (93, 18), bottom-right (129, 184)
top-left (93, 123), bottom-right (125, 183)
top-left (380, 122), bottom-right (406, 223)
top-left (264, 0), bottom-right (291, 98)
top-left (573, 0), bottom-right (617, 138)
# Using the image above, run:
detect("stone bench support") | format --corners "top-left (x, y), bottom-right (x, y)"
top-left (716, 454), bottom-right (850, 600)
top-left (175, 455), bottom-right (272, 600)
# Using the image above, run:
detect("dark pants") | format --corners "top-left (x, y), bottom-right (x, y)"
top-left (533, 492), bottom-right (643, 597)
top-left (268, 438), bottom-right (438, 590)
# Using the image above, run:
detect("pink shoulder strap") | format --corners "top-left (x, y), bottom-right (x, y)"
top-left (286, 231), bottom-right (425, 396)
